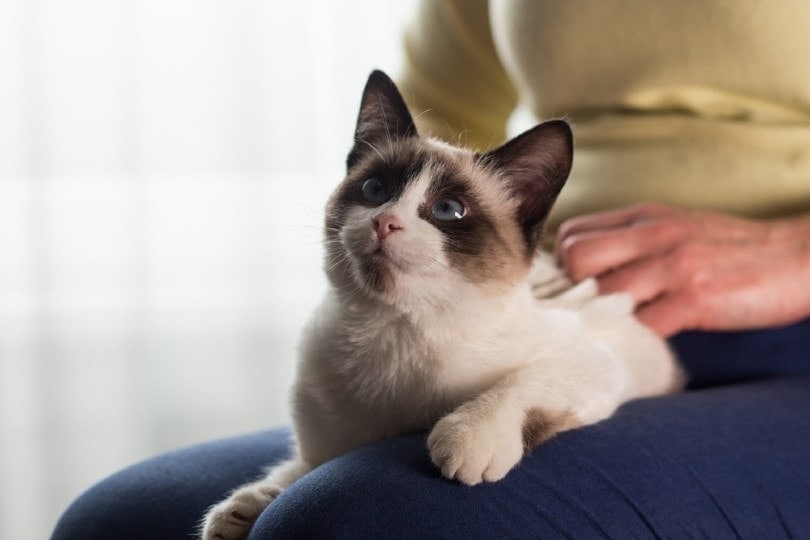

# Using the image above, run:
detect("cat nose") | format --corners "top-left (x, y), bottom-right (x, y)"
top-left (372, 213), bottom-right (404, 241)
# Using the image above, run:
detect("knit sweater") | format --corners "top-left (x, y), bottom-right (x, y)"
top-left (398, 0), bottom-right (810, 233)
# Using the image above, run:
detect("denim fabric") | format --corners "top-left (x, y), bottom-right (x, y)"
top-left (671, 317), bottom-right (810, 388)
top-left (53, 319), bottom-right (810, 539)
top-left (52, 430), bottom-right (293, 540)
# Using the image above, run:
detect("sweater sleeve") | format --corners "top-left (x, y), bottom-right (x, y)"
top-left (397, 0), bottom-right (519, 151)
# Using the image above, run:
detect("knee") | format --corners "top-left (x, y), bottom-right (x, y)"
top-left (250, 432), bottom-right (570, 539)
top-left (51, 468), bottom-right (198, 540)
top-left (53, 429), bottom-right (292, 539)
top-left (252, 432), bottom-right (439, 538)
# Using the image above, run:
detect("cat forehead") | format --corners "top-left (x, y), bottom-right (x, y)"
top-left (350, 136), bottom-right (513, 205)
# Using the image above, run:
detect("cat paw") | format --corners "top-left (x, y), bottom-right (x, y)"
top-left (427, 405), bottom-right (524, 485)
top-left (200, 483), bottom-right (281, 540)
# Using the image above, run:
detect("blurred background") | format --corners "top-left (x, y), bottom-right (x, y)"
top-left (0, 1), bottom-right (420, 537)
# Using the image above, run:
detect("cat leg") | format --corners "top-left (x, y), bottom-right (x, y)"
top-left (200, 457), bottom-right (310, 540)
top-left (428, 389), bottom-right (579, 485)
top-left (428, 364), bottom-right (599, 485)
top-left (428, 387), bottom-right (528, 485)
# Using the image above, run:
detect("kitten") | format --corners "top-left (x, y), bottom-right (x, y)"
top-left (201, 70), bottom-right (682, 539)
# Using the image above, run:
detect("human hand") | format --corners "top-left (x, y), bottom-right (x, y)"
top-left (555, 203), bottom-right (810, 337)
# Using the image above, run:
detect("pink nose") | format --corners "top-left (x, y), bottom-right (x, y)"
top-left (372, 213), bottom-right (404, 241)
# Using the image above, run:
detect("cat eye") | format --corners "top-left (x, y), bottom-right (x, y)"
top-left (361, 177), bottom-right (391, 205)
top-left (431, 197), bottom-right (466, 221)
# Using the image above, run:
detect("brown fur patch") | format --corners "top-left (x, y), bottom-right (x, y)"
top-left (323, 140), bottom-right (431, 293)
top-left (332, 72), bottom-right (571, 297)
top-left (417, 143), bottom-right (534, 286)
top-left (325, 135), bottom-right (540, 294)
top-left (359, 256), bottom-right (393, 293)
top-left (327, 142), bottom-right (431, 240)
top-left (522, 408), bottom-right (581, 452)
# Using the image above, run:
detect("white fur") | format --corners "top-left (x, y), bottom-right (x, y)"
top-left (201, 165), bottom-right (681, 540)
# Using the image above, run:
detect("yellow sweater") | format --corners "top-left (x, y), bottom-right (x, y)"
top-left (399, 0), bottom-right (810, 233)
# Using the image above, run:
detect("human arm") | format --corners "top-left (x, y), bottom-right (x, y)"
top-left (555, 203), bottom-right (810, 337)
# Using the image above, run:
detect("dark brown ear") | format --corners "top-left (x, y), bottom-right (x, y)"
top-left (347, 70), bottom-right (418, 169)
top-left (481, 120), bottom-right (573, 251)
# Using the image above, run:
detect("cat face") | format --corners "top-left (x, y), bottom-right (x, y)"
top-left (324, 71), bottom-right (573, 307)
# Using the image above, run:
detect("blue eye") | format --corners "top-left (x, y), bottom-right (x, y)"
top-left (431, 197), bottom-right (466, 221)
top-left (361, 177), bottom-right (391, 204)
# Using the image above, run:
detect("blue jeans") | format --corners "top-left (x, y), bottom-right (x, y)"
top-left (52, 319), bottom-right (810, 539)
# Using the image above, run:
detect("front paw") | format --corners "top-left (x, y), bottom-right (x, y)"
top-left (201, 483), bottom-right (281, 540)
top-left (427, 405), bottom-right (524, 485)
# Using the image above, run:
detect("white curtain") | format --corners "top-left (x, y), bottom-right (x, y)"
top-left (0, 1), bottom-right (419, 537)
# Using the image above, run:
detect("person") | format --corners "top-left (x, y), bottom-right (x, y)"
top-left (397, 0), bottom-right (810, 338)
top-left (53, 2), bottom-right (810, 538)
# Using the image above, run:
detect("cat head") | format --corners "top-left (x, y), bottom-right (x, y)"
top-left (325, 70), bottom-right (572, 310)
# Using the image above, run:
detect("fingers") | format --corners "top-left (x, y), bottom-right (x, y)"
top-left (558, 218), bottom-right (689, 282)
top-left (553, 203), bottom-right (696, 336)
top-left (595, 254), bottom-right (673, 306)
top-left (635, 293), bottom-right (701, 338)
top-left (555, 203), bottom-right (674, 261)
top-left (594, 250), bottom-right (699, 337)
top-left (553, 204), bottom-right (810, 336)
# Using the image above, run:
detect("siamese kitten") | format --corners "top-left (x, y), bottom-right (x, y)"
top-left (201, 71), bottom-right (681, 539)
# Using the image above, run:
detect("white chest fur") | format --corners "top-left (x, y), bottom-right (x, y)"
top-left (292, 256), bottom-right (680, 466)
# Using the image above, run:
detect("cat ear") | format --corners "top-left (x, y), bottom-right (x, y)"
top-left (482, 120), bottom-right (573, 250)
top-left (348, 70), bottom-right (418, 168)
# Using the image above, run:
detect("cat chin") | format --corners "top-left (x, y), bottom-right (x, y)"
top-left (346, 260), bottom-right (448, 310)
top-left (352, 264), bottom-right (413, 304)
top-left (324, 244), bottom-right (424, 306)
top-left (346, 244), bottom-right (421, 293)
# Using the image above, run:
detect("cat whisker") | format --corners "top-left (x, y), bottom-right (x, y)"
top-left (263, 224), bottom-right (324, 233)
top-left (356, 137), bottom-right (388, 165)
top-left (323, 253), bottom-right (352, 274)
top-left (456, 129), bottom-right (472, 148)
top-left (202, 73), bottom-right (679, 540)
top-left (483, 131), bottom-right (498, 154)
top-left (377, 96), bottom-right (395, 160)
top-left (415, 108), bottom-right (434, 120)
top-left (249, 220), bottom-right (324, 235)
top-left (263, 240), bottom-right (324, 258)
top-left (439, 120), bottom-right (478, 152)
top-left (263, 191), bottom-right (330, 218)
top-left (337, 287), bottom-right (364, 308)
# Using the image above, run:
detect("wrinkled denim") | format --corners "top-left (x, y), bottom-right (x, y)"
top-left (53, 318), bottom-right (810, 539)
